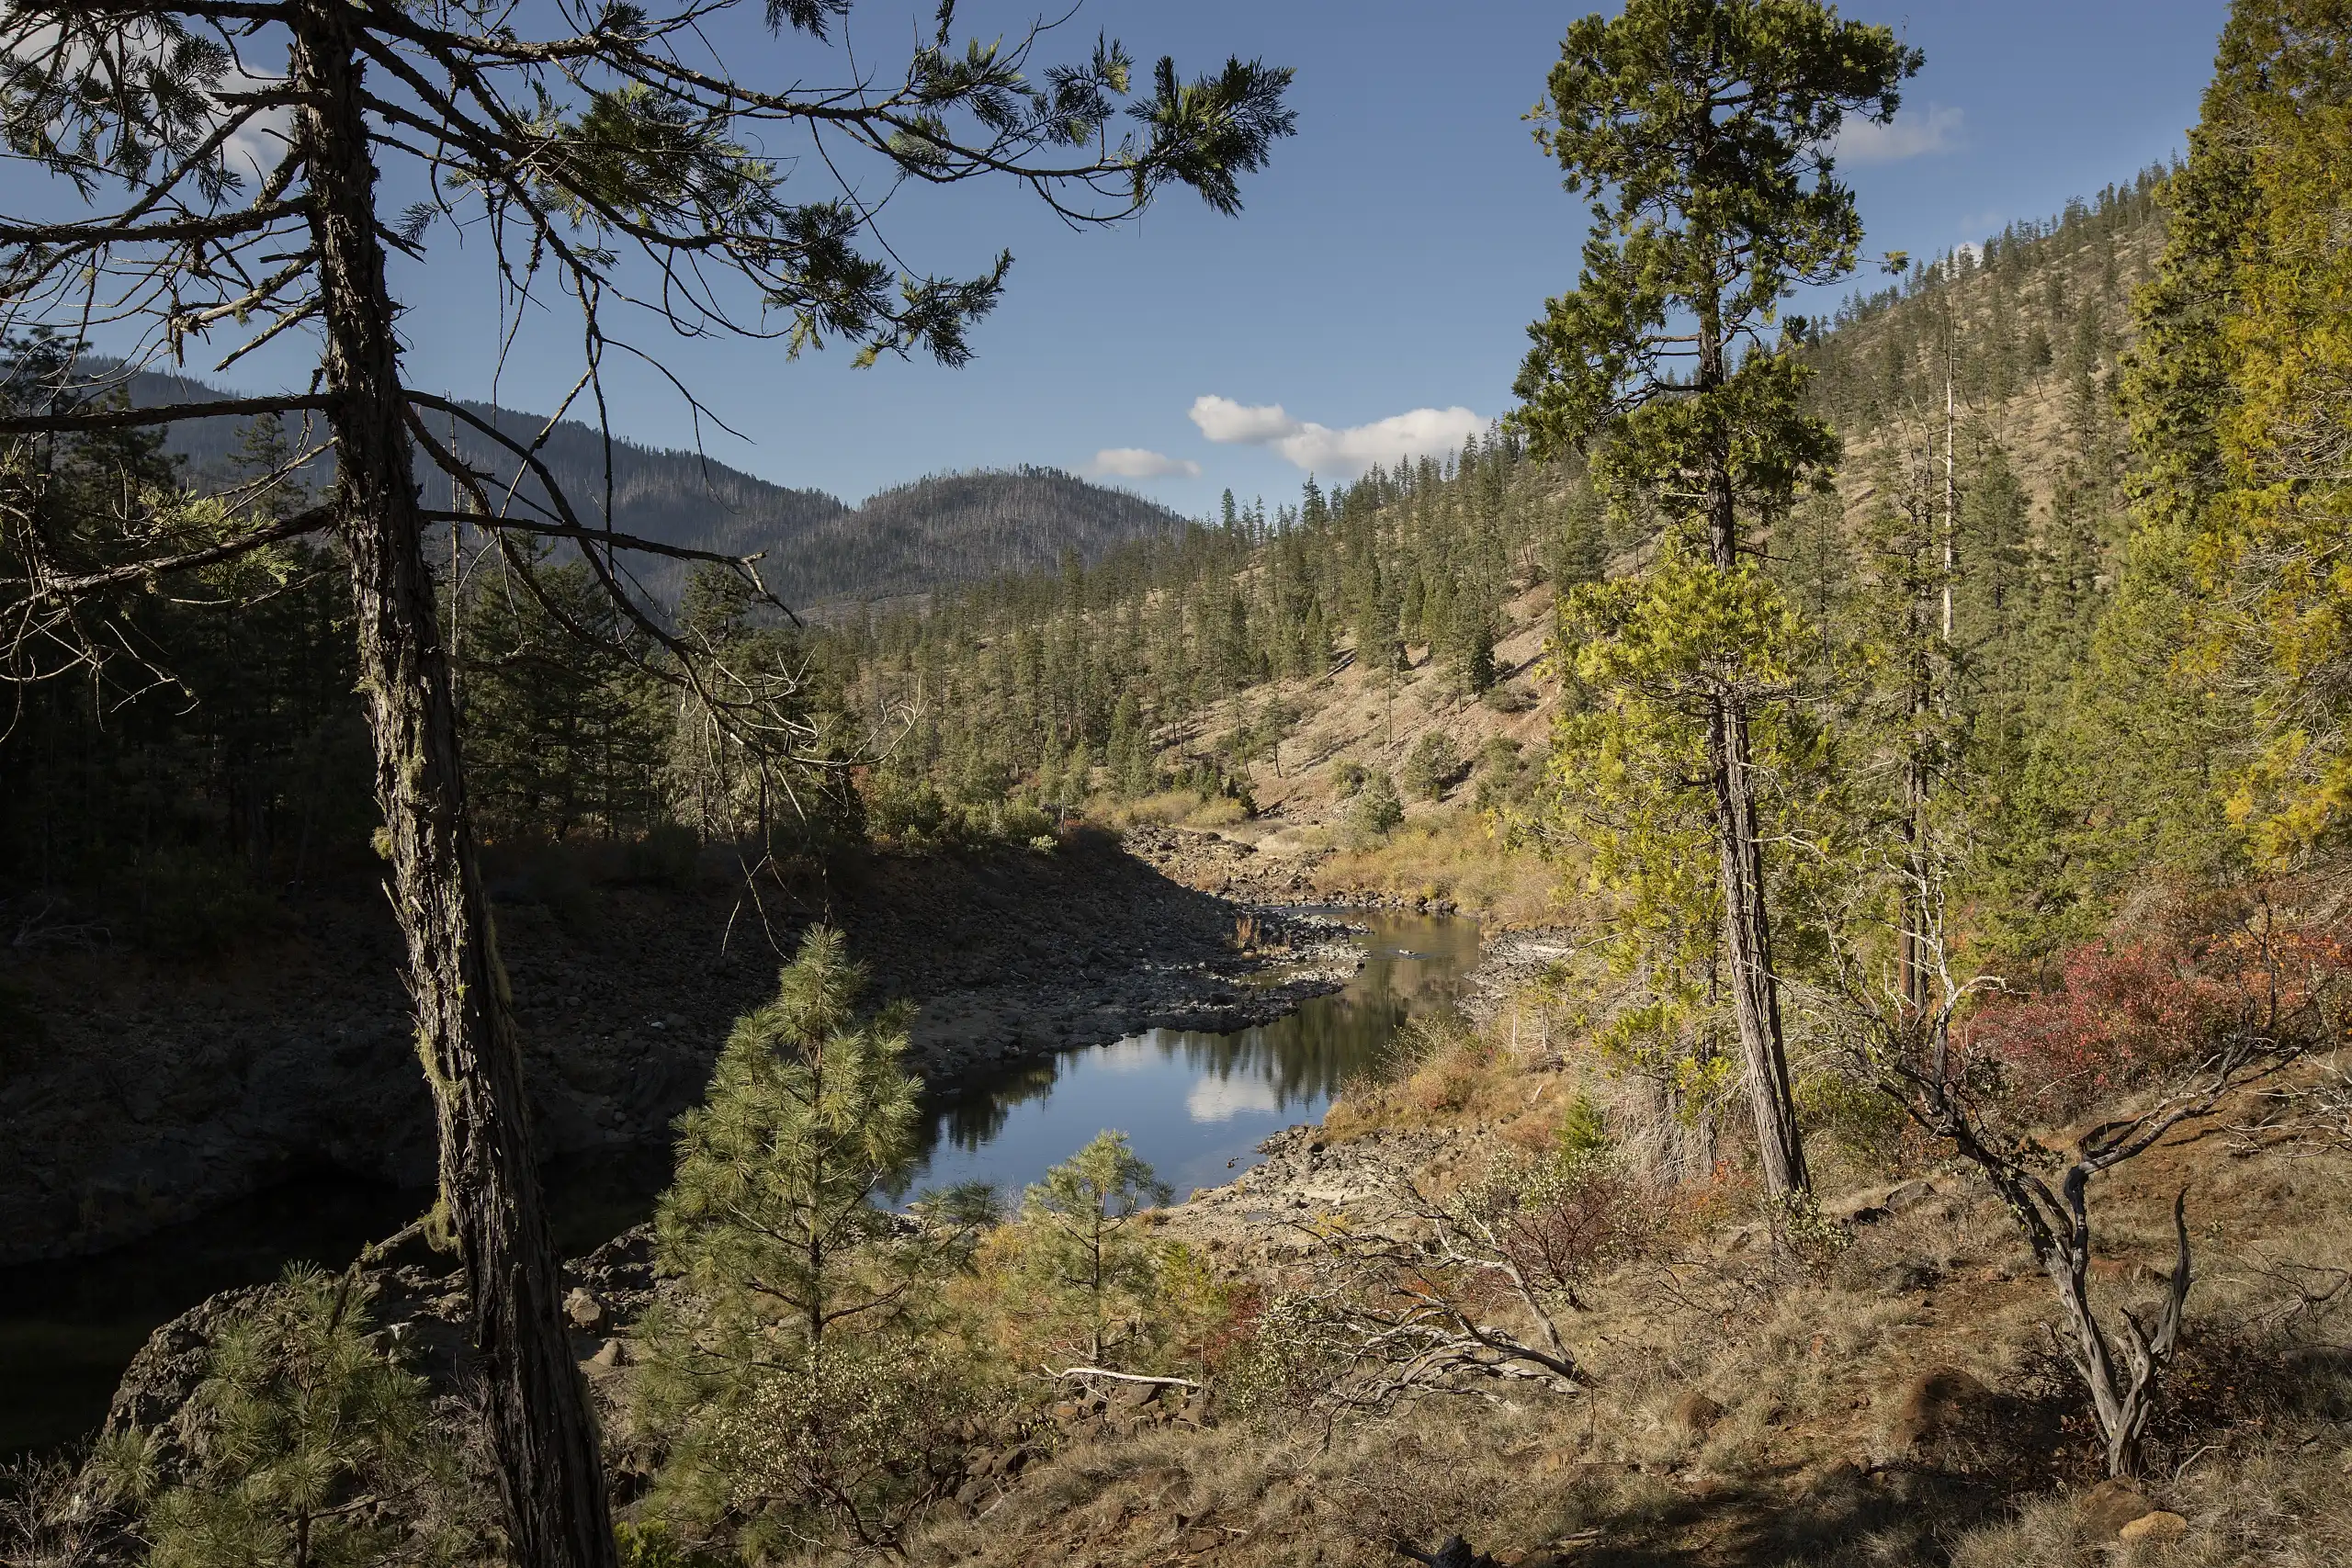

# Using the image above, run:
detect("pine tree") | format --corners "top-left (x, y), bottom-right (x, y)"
top-left (655, 926), bottom-right (920, 1348)
top-left (100, 1267), bottom-right (467, 1568)
top-left (1510, 0), bottom-right (1921, 1198)
top-left (1016, 1132), bottom-right (1172, 1366)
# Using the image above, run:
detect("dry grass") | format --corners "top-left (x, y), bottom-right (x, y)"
top-left (890, 1033), bottom-right (2352, 1568)
top-left (1316, 807), bottom-right (1562, 923)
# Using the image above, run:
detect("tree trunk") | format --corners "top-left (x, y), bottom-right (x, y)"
top-left (290, 11), bottom-right (617, 1566)
top-left (1707, 696), bottom-right (1808, 1197)
top-left (1697, 315), bottom-right (1809, 1200)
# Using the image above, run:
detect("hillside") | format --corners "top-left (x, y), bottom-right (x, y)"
top-left (119, 368), bottom-right (1187, 608)
top-left (823, 173), bottom-right (2174, 927)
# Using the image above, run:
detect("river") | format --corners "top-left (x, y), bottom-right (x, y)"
top-left (0, 909), bottom-right (1477, 1456)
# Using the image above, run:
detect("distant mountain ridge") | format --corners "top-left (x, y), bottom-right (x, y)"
top-left (119, 367), bottom-right (1188, 608)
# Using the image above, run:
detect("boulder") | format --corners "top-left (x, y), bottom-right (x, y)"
top-left (2118, 1510), bottom-right (2188, 1544)
top-left (564, 1287), bottom-right (607, 1331)
top-left (1670, 1391), bottom-right (1725, 1436)
top-left (1883, 1179), bottom-right (1939, 1213)
top-left (2077, 1477), bottom-right (2154, 1536)
top-left (1889, 1367), bottom-right (1996, 1450)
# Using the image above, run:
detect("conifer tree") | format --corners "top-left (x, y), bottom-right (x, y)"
top-left (1016, 1131), bottom-right (1171, 1365)
top-left (657, 926), bottom-right (921, 1347)
top-left (1511, 0), bottom-right (1920, 1197)
top-left (100, 1266), bottom-right (467, 1568)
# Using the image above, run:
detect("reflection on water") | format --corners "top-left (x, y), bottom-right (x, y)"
top-left (0, 910), bottom-right (1476, 1457)
top-left (898, 910), bottom-right (1479, 1202)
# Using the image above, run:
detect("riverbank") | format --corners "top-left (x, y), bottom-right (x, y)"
top-left (0, 829), bottom-right (1355, 1266)
top-left (41, 905), bottom-right (1466, 1464)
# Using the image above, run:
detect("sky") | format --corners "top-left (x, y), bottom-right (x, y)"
top-left (27, 0), bottom-right (2235, 514)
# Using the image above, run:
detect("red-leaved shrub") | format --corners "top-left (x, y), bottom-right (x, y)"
top-left (1961, 922), bottom-right (2352, 1117)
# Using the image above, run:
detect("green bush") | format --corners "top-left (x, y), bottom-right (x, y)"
top-left (1399, 731), bottom-right (1464, 802)
top-left (864, 771), bottom-right (949, 846)
top-left (96, 1265), bottom-right (469, 1568)
top-left (639, 928), bottom-right (992, 1558)
top-left (1332, 759), bottom-right (1369, 798)
top-left (1349, 770), bottom-right (1405, 840)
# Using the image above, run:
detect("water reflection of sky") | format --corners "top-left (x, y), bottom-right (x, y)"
top-left (894, 912), bottom-right (1479, 1204)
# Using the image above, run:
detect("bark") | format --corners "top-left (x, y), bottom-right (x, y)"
top-left (289, 9), bottom-right (617, 1566)
top-left (1696, 306), bottom-right (1809, 1199)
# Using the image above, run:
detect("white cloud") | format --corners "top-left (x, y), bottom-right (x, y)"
top-left (1833, 103), bottom-right (1964, 165)
top-left (1188, 394), bottom-right (1486, 479)
top-left (1090, 447), bottom-right (1201, 479)
top-left (1186, 1076), bottom-right (1280, 1123)
top-left (1187, 395), bottom-right (1301, 446)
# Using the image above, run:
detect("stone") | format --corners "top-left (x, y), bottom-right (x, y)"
top-left (2078, 1477), bottom-right (2154, 1537)
top-left (2118, 1510), bottom-right (2188, 1544)
top-left (564, 1287), bottom-right (606, 1331)
top-left (1670, 1391), bottom-right (1726, 1435)
top-left (590, 1338), bottom-right (625, 1369)
top-left (1889, 1367), bottom-right (1996, 1450)
top-left (1883, 1179), bottom-right (1938, 1213)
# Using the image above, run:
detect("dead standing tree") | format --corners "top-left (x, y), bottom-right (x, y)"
top-left (1824, 894), bottom-right (2315, 1477)
top-left (0, 5), bottom-right (1291, 1563)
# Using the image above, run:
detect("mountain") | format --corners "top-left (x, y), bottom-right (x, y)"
top-left (119, 368), bottom-right (1186, 609)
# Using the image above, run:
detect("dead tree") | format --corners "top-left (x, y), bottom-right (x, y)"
top-left (1828, 902), bottom-right (2312, 1477)
top-left (0, 6), bottom-right (1290, 1563)
top-left (1264, 1160), bottom-right (1658, 1421)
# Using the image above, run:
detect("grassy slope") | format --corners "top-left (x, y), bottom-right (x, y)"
top-left (913, 1020), bottom-right (2351, 1568)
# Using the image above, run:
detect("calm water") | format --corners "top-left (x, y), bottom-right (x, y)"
top-left (0, 910), bottom-right (1476, 1456)
top-left (899, 910), bottom-right (1480, 1201)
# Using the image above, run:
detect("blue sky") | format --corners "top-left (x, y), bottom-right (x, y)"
top-left (41, 0), bottom-right (2235, 513)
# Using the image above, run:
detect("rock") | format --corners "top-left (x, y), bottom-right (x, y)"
top-left (1670, 1391), bottom-right (1725, 1435)
top-left (2118, 1510), bottom-right (2188, 1544)
top-left (2078, 1477), bottom-right (2154, 1536)
top-left (564, 1288), bottom-right (606, 1331)
top-left (1890, 1367), bottom-right (1996, 1450)
top-left (1883, 1179), bottom-right (1938, 1213)
top-left (1109, 1379), bottom-right (1162, 1408)
top-left (590, 1338), bottom-right (626, 1369)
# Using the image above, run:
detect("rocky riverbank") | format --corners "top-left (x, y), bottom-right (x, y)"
top-left (0, 829), bottom-right (1357, 1264)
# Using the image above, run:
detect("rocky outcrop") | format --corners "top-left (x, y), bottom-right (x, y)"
top-left (1, 832), bottom-right (1356, 1263)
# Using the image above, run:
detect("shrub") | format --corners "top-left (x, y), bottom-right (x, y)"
top-left (639, 928), bottom-right (1000, 1557)
top-left (1399, 731), bottom-right (1464, 802)
top-left (1962, 936), bottom-right (2245, 1115)
top-left (1332, 759), bottom-right (1369, 797)
top-left (1482, 682), bottom-right (1535, 714)
top-left (1472, 737), bottom-right (1532, 812)
top-left (653, 1339), bottom-right (983, 1562)
top-left (1012, 1132), bottom-right (1172, 1366)
top-left (1348, 770), bottom-right (1405, 840)
top-left (96, 1265), bottom-right (469, 1568)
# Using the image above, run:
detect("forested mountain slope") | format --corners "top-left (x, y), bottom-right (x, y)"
top-left (816, 169), bottom-right (2176, 930)
top-left (122, 368), bottom-right (1184, 607)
